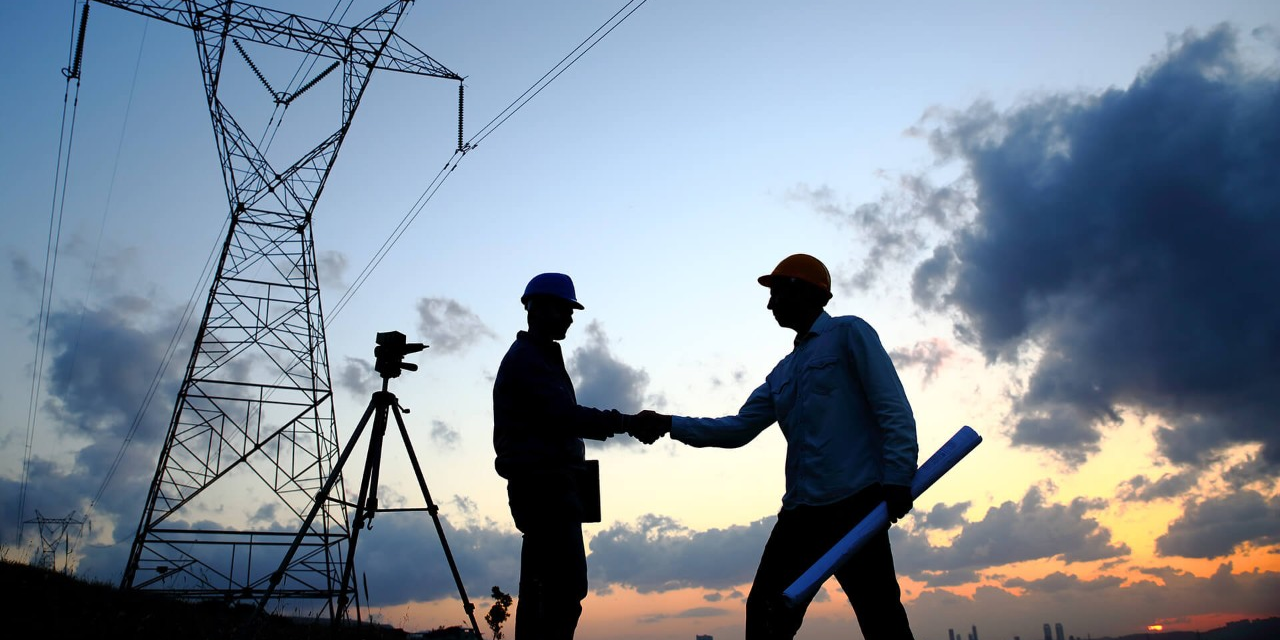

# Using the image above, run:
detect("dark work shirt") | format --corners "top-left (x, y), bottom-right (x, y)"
top-left (493, 331), bottom-right (622, 480)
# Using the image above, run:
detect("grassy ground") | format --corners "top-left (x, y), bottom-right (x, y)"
top-left (3, 559), bottom-right (409, 640)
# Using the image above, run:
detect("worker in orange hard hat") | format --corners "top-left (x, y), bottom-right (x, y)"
top-left (632, 254), bottom-right (920, 640)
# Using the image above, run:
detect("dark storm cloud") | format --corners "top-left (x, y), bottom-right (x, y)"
top-left (1004, 571), bottom-right (1125, 593)
top-left (587, 514), bottom-right (774, 593)
top-left (919, 500), bottom-right (971, 529)
top-left (825, 25), bottom-right (1280, 469)
top-left (913, 564), bottom-right (1280, 636)
top-left (352, 511), bottom-right (523, 606)
top-left (1155, 490), bottom-right (1280, 559)
top-left (299, 511), bottom-right (769, 608)
top-left (892, 486), bottom-right (1129, 586)
top-left (5, 301), bottom-right (179, 578)
top-left (416, 297), bottom-right (496, 355)
top-left (1222, 455), bottom-right (1274, 489)
top-left (570, 322), bottom-right (665, 451)
top-left (1116, 470), bottom-right (1201, 502)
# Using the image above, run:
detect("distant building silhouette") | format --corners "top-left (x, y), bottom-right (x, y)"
top-left (696, 635), bottom-right (713, 640)
top-left (949, 629), bottom-right (955, 640)
top-left (1043, 623), bottom-right (1052, 640)
top-left (1055, 622), bottom-right (1065, 640)
top-left (972, 624), bottom-right (979, 640)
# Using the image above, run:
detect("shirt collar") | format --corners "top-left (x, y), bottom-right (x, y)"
top-left (794, 310), bottom-right (833, 347)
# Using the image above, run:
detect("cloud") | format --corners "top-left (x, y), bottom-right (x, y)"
top-left (909, 563), bottom-right (1280, 639)
top-left (1116, 470), bottom-right (1201, 502)
top-left (346, 511), bottom-right (523, 606)
top-left (889, 337), bottom-right (956, 383)
top-left (2, 299), bottom-right (180, 577)
top-left (430, 419), bottom-right (462, 450)
top-left (587, 513), bottom-right (773, 594)
top-left (416, 297), bottom-right (496, 355)
top-left (569, 321), bottom-right (665, 450)
top-left (318, 250), bottom-right (348, 291)
top-left (1004, 571), bottom-right (1125, 593)
top-left (789, 175), bottom-right (969, 293)
top-left (336, 356), bottom-right (378, 395)
top-left (638, 606), bottom-right (732, 624)
top-left (6, 250), bottom-right (42, 299)
top-left (893, 485), bottom-right (1129, 586)
top-left (811, 25), bottom-right (1280, 470)
top-left (1155, 490), bottom-right (1280, 559)
top-left (919, 500), bottom-right (971, 529)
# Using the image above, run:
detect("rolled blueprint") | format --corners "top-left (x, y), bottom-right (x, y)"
top-left (781, 425), bottom-right (983, 606)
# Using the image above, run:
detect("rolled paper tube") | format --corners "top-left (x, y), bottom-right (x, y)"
top-left (781, 425), bottom-right (983, 605)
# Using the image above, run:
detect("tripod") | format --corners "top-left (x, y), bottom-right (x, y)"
top-left (258, 333), bottom-right (481, 636)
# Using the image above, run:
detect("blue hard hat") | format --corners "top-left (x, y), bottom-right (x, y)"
top-left (521, 273), bottom-right (584, 309)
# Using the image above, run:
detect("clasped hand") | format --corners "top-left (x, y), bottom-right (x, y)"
top-left (624, 409), bottom-right (671, 445)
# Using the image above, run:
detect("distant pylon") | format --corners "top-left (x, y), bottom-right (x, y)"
top-left (98, 0), bottom-right (462, 616)
top-left (24, 510), bottom-right (89, 574)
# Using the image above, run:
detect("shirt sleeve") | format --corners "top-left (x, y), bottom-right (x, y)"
top-left (670, 381), bottom-right (775, 448)
top-left (847, 319), bottom-right (919, 486)
top-left (503, 351), bottom-right (621, 441)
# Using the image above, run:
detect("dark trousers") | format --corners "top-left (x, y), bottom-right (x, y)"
top-left (514, 521), bottom-right (587, 640)
top-left (745, 485), bottom-right (914, 640)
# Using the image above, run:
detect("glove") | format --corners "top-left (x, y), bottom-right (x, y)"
top-left (884, 484), bottom-right (914, 523)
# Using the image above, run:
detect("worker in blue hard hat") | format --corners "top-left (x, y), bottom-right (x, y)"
top-left (492, 272), bottom-right (654, 640)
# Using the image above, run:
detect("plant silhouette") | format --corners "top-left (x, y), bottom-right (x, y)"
top-left (484, 586), bottom-right (513, 639)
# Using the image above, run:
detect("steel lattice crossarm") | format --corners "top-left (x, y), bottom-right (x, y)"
top-left (93, 0), bottom-right (461, 80)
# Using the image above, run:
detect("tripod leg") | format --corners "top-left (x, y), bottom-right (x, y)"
top-left (255, 397), bottom-right (377, 618)
top-left (391, 402), bottom-right (484, 638)
top-left (335, 395), bottom-right (392, 625)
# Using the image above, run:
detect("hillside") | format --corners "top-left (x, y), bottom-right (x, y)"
top-left (6, 559), bottom-right (1275, 640)
top-left (4, 559), bottom-right (409, 640)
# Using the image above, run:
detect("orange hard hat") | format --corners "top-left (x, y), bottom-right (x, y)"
top-left (758, 254), bottom-right (831, 292)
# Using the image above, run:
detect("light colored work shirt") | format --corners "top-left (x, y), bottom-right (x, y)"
top-left (671, 311), bottom-right (918, 509)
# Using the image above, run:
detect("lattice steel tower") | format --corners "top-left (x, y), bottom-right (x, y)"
top-left (103, 0), bottom-right (461, 613)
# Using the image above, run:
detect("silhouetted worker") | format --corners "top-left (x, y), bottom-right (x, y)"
top-left (493, 272), bottom-right (648, 640)
top-left (638, 254), bottom-right (919, 640)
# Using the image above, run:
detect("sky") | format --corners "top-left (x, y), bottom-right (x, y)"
top-left (1, 1), bottom-right (1279, 639)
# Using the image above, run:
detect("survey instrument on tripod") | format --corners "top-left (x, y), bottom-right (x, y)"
top-left (256, 331), bottom-right (481, 636)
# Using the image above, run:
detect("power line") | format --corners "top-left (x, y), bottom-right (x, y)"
top-left (467, 0), bottom-right (649, 149)
top-left (327, 0), bottom-right (650, 324)
top-left (19, 0), bottom-right (90, 541)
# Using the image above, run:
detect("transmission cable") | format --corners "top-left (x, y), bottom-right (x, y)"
top-left (327, 0), bottom-right (649, 324)
top-left (18, 0), bottom-right (90, 541)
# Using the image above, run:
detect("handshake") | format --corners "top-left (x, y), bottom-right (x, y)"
top-left (622, 410), bottom-right (671, 445)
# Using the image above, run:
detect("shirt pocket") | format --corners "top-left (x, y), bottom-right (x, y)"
top-left (802, 355), bottom-right (843, 397)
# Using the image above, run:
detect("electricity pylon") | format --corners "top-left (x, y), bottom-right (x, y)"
top-left (100, 0), bottom-right (461, 616)
top-left (24, 511), bottom-right (90, 574)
